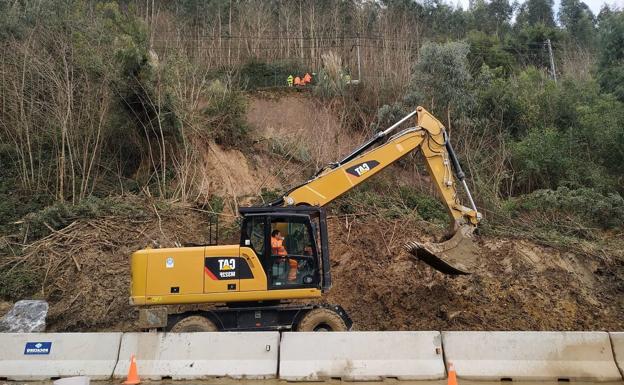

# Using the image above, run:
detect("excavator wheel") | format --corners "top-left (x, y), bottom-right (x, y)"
top-left (170, 315), bottom-right (218, 332)
top-left (297, 308), bottom-right (348, 332)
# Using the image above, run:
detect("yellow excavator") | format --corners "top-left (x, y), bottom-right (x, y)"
top-left (130, 106), bottom-right (481, 331)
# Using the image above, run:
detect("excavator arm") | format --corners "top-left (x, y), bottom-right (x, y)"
top-left (270, 106), bottom-right (482, 275)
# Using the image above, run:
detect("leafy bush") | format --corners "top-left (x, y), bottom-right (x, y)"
top-left (238, 59), bottom-right (306, 89)
top-left (597, 11), bottom-right (624, 102)
top-left (510, 127), bottom-right (574, 190)
top-left (268, 137), bottom-right (311, 163)
top-left (334, 180), bottom-right (448, 224)
top-left (203, 80), bottom-right (249, 147)
top-left (0, 265), bottom-right (41, 301)
top-left (467, 30), bottom-right (515, 75)
top-left (405, 41), bottom-right (473, 119)
top-left (503, 187), bottom-right (624, 230)
top-left (398, 187), bottom-right (448, 224)
top-left (258, 188), bottom-right (282, 205)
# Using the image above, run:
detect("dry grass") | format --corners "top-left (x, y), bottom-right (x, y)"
top-left (0, 200), bottom-right (217, 331)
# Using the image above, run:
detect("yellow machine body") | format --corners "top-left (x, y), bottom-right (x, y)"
top-left (130, 245), bottom-right (322, 306)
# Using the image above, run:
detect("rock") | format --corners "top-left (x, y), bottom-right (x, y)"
top-left (0, 300), bottom-right (48, 332)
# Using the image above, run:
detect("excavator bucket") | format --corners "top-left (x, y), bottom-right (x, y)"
top-left (405, 225), bottom-right (479, 275)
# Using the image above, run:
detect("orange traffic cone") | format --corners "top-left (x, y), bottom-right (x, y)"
top-left (447, 362), bottom-right (458, 385)
top-left (122, 354), bottom-right (140, 385)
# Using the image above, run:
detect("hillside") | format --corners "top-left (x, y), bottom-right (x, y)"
top-left (1, 93), bottom-right (622, 332)
top-left (1, 1), bottom-right (623, 332)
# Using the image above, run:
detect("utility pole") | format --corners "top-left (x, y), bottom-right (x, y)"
top-left (356, 34), bottom-right (361, 83)
top-left (350, 35), bottom-right (362, 84)
top-left (546, 39), bottom-right (557, 83)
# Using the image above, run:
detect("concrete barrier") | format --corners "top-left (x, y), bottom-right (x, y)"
top-left (0, 333), bottom-right (122, 380)
top-left (113, 332), bottom-right (279, 380)
top-left (279, 331), bottom-right (445, 381)
top-left (610, 332), bottom-right (624, 379)
top-left (442, 331), bottom-right (621, 381)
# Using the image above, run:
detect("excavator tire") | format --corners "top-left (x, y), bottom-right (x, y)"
top-left (170, 315), bottom-right (218, 332)
top-left (297, 308), bottom-right (348, 331)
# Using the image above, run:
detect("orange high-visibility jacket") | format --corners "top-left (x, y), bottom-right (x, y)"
top-left (271, 236), bottom-right (287, 256)
top-left (303, 73), bottom-right (312, 83)
top-left (288, 259), bottom-right (298, 282)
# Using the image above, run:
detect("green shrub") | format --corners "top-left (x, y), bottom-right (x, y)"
top-left (398, 187), bottom-right (448, 224)
top-left (269, 137), bottom-right (311, 163)
top-left (333, 181), bottom-right (448, 224)
top-left (0, 265), bottom-right (41, 301)
top-left (258, 188), bottom-right (282, 205)
top-left (203, 80), bottom-right (249, 147)
top-left (503, 187), bottom-right (624, 230)
top-left (238, 59), bottom-right (306, 89)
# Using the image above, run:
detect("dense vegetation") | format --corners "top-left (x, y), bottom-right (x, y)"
top-left (0, 0), bottom-right (623, 246)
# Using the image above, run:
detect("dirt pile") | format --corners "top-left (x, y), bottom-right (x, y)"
top-left (324, 216), bottom-right (624, 330)
top-left (16, 206), bottom-right (623, 332)
top-left (198, 141), bottom-right (283, 200)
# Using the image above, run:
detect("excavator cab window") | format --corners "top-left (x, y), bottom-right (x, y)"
top-left (269, 216), bottom-right (319, 289)
top-left (240, 209), bottom-right (325, 291)
top-left (242, 215), bottom-right (266, 257)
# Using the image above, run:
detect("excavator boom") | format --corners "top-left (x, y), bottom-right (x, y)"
top-left (271, 106), bottom-right (481, 274)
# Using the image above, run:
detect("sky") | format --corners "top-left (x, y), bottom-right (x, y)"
top-left (454, 0), bottom-right (623, 17)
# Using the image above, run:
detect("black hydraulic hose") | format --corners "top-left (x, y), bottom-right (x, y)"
top-left (327, 132), bottom-right (385, 171)
top-left (444, 131), bottom-right (466, 181)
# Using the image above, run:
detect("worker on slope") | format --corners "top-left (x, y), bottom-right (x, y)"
top-left (303, 72), bottom-right (312, 84)
top-left (287, 75), bottom-right (293, 87)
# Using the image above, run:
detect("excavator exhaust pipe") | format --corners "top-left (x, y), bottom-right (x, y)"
top-left (405, 225), bottom-right (479, 275)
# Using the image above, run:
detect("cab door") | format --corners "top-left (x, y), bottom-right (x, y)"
top-left (239, 215), bottom-right (269, 292)
top-left (267, 214), bottom-right (320, 290)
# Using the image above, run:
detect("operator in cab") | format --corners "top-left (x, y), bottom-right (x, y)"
top-left (271, 229), bottom-right (287, 256)
top-left (271, 229), bottom-right (299, 283)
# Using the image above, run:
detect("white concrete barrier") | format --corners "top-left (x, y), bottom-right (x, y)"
top-left (113, 332), bottom-right (279, 380)
top-left (0, 333), bottom-right (122, 380)
top-left (610, 332), bottom-right (624, 379)
top-left (279, 331), bottom-right (445, 381)
top-left (442, 331), bottom-right (621, 381)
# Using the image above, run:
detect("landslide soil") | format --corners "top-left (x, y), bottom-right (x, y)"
top-left (324, 217), bottom-right (623, 330)
top-left (10, 207), bottom-right (623, 332)
top-left (3, 92), bottom-right (623, 331)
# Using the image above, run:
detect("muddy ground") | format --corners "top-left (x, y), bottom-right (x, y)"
top-left (324, 216), bottom-right (623, 331)
top-left (2, 202), bottom-right (622, 332)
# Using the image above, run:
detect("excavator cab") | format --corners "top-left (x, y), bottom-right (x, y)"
top-left (239, 206), bottom-right (332, 293)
